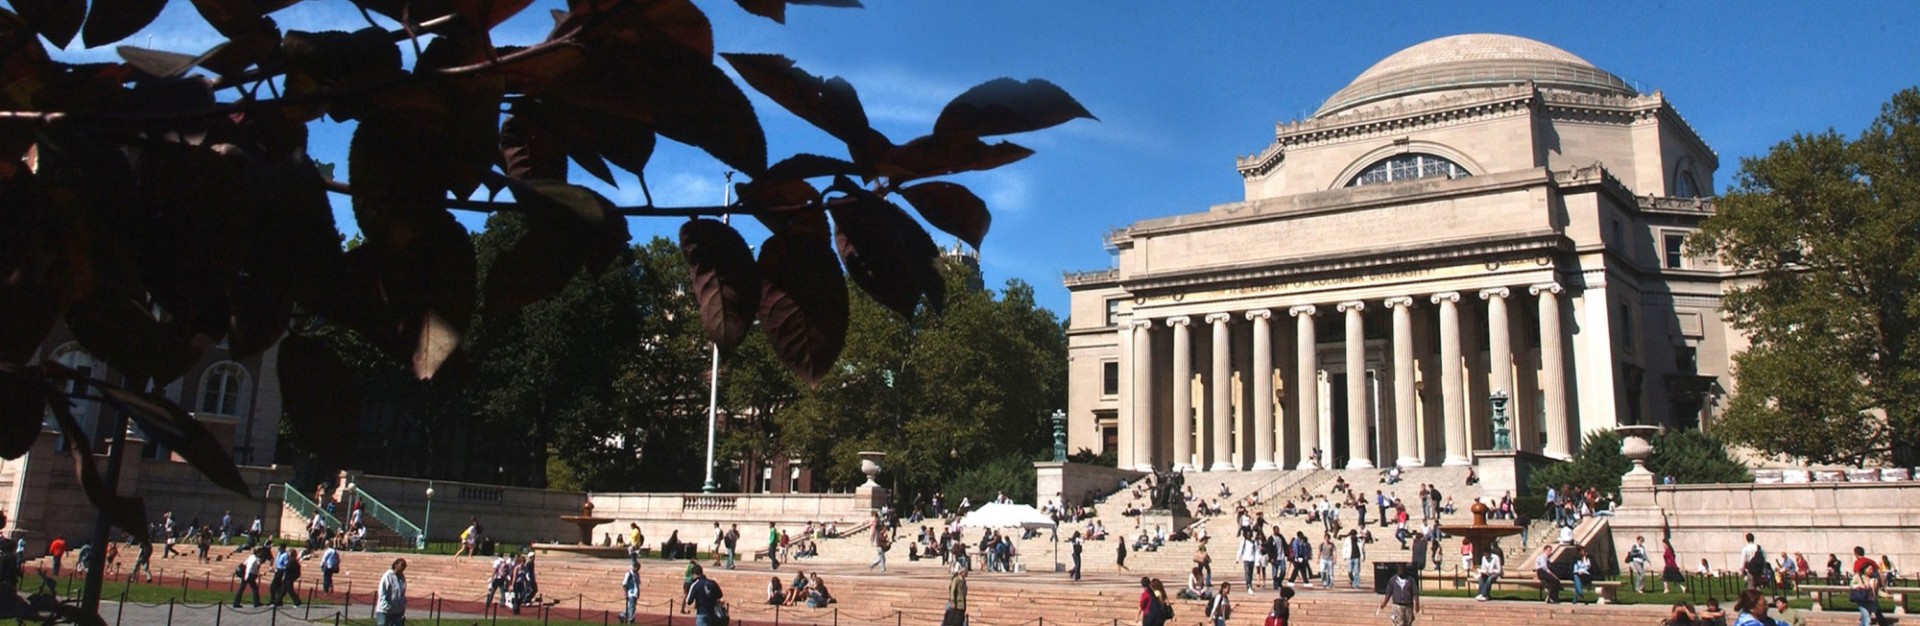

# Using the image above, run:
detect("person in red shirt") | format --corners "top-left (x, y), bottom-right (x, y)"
top-left (1852, 546), bottom-right (1886, 624)
top-left (48, 536), bottom-right (66, 577)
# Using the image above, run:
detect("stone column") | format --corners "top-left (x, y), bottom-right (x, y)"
top-left (1117, 321), bottom-right (1133, 469)
top-left (1431, 292), bottom-right (1469, 466)
top-left (1480, 286), bottom-right (1513, 408)
top-left (1246, 310), bottom-right (1277, 471)
top-left (1206, 313), bottom-right (1235, 471)
top-left (1384, 297), bottom-right (1419, 467)
top-left (1131, 319), bottom-right (1156, 471)
top-left (1167, 316), bottom-right (1194, 472)
top-left (1337, 301), bottom-right (1372, 469)
top-left (1289, 305), bottom-right (1319, 470)
top-left (1531, 283), bottom-right (1571, 459)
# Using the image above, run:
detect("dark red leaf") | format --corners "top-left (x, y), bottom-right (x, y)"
top-left (756, 226), bottom-right (847, 386)
top-left (482, 223), bottom-right (580, 315)
top-left (225, 274), bottom-right (289, 360)
top-left (732, 0), bottom-right (860, 23)
top-left (896, 181), bottom-right (991, 250)
top-left (512, 98), bottom-right (656, 181)
top-left (99, 385), bottom-right (251, 496)
top-left (0, 369), bottom-right (46, 459)
top-left (563, 0), bottom-right (713, 58)
top-left (117, 43), bottom-right (227, 79)
top-left (130, 141), bottom-right (247, 339)
top-left (187, 0), bottom-right (274, 38)
top-left (499, 114), bottom-right (569, 180)
top-left (829, 189), bottom-right (943, 318)
top-left (43, 390), bottom-right (150, 542)
top-left (280, 28), bottom-right (402, 84)
top-left (680, 219), bottom-right (761, 355)
top-left (879, 135), bottom-right (1032, 182)
top-left (200, 28), bottom-right (281, 77)
top-left (385, 214), bottom-right (475, 380)
top-left (933, 77), bottom-right (1095, 138)
top-left (614, 47), bottom-right (765, 176)
top-left (11, 0), bottom-right (84, 49)
top-left (722, 53), bottom-right (890, 161)
top-left (64, 295), bottom-right (202, 384)
top-left (244, 157), bottom-right (346, 311)
top-left (278, 334), bottom-right (362, 466)
top-left (448, 0), bottom-right (534, 28)
top-left (763, 153), bottom-right (859, 183)
top-left (81, 0), bottom-right (166, 48)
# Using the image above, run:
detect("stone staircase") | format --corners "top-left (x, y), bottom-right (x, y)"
top-left (77, 548), bottom-right (1874, 626)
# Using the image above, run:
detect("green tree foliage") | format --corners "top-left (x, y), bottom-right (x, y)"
top-left (765, 260), bottom-right (1066, 502)
top-left (1686, 88), bottom-right (1920, 467)
top-left (1530, 429), bottom-right (1751, 499)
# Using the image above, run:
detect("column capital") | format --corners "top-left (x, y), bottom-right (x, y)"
top-left (1244, 309), bottom-right (1273, 321)
top-left (1336, 300), bottom-right (1366, 313)
top-left (1129, 319), bottom-right (1156, 330)
top-left (1528, 282), bottom-right (1564, 296)
top-left (1429, 291), bottom-right (1461, 304)
top-left (1164, 316), bottom-right (1192, 327)
top-left (1383, 296), bottom-right (1415, 309)
top-left (1204, 312), bottom-right (1233, 325)
top-left (1478, 287), bottom-right (1511, 300)
top-left (1288, 304), bottom-right (1318, 317)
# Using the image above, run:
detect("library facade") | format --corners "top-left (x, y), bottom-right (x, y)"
top-left (1064, 34), bottom-right (1743, 472)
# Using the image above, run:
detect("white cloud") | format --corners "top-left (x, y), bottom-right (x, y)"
top-left (971, 169), bottom-right (1033, 216)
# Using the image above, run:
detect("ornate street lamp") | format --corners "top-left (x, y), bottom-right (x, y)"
top-left (421, 483), bottom-right (435, 551)
top-left (1490, 390), bottom-right (1512, 452)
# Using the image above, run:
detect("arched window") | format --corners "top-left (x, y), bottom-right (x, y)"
top-left (1346, 153), bottom-right (1472, 188)
top-left (1673, 171), bottom-right (1700, 198)
top-left (198, 362), bottom-right (249, 416)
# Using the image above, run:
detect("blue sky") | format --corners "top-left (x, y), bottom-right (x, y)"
top-left (73, 0), bottom-right (1920, 316)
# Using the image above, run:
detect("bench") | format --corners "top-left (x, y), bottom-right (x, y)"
top-left (1422, 572), bottom-right (1618, 604)
top-left (1808, 585), bottom-right (1918, 615)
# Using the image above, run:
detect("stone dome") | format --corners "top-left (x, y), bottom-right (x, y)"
top-left (1313, 34), bottom-right (1635, 118)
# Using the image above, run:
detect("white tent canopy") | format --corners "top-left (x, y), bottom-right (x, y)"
top-left (956, 502), bottom-right (1057, 530)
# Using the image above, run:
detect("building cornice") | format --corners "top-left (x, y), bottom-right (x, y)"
top-left (1119, 231), bottom-right (1569, 294)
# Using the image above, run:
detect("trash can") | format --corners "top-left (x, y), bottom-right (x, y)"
top-left (480, 539), bottom-right (496, 557)
top-left (1373, 562), bottom-right (1414, 594)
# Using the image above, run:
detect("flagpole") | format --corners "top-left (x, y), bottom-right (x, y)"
top-left (701, 171), bottom-right (734, 494)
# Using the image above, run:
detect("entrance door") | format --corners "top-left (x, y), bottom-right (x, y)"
top-left (1329, 372), bottom-right (1349, 469)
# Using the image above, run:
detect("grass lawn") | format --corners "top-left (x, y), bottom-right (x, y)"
top-left (1419, 575), bottom-right (1825, 610)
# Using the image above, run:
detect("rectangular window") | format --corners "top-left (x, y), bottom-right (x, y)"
top-left (1104, 298), bottom-right (1121, 327)
top-left (1674, 345), bottom-right (1697, 374)
top-left (789, 466), bottom-right (802, 493)
top-left (1617, 302), bottom-right (1634, 351)
top-left (759, 467), bottom-right (772, 494)
top-left (1664, 233), bottom-right (1686, 269)
top-left (1101, 361), bottom-right (1120, 396)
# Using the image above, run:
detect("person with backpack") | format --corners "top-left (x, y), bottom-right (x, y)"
top-left (1138, 577), bottom-right (1172, 626)
top-left (1741, 533), bottom-right (1768, 590)
top-left (1206, 582), bottom-right (1233, 626)
top-left (1288, 533), bottom-right (1313, 586)
top-left (320, 545), bottom-right (341, 594)
top-left (233, 547), bottom-right (263, 608)
top-left (1628, 536), bottom-right (1651, 593)
top-left (682, 564), bottom-right (726, 626)
top-left (619, 562), bottom-right (641, 624)
top-left (1852, 546), bottom-right (1886, 626)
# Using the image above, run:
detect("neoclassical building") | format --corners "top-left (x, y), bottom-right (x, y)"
top-left (1064, 34), bottom-right (1745, 472)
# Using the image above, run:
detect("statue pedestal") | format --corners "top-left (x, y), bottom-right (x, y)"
top-left (1136, 510), bottom-right (1193, 539)
top-left (1471, 449), bottom-right (1557, 497)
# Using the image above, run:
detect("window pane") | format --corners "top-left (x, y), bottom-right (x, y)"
top-left (1348, 154), bottom-right (1470, 187)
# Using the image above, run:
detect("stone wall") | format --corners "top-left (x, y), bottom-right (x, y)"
top-left (1610, 481), bottom-right (1920, 574)
top-left (1034, 461), bottom-right (1145, 509)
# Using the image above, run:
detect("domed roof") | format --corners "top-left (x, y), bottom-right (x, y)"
top-left (1313, 34), bottom-right (1635, 118)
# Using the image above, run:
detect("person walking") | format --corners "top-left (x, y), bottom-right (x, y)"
top-left (767, 522), bottom-right (781, 571)
top-left (1343, 530), bottom-right (1365, 589)
top-left (1237, 528), bottom-right (1260, 594)
top-left (620, 562), bottom-right (641, 624)
top-left (1288, 533), bottom-right (1313, 587)
top-left (1662, 538), bottom-right (1687, 593)
top-left (944, 566), bottom-right (968, 626)
top-left (320, 545), bottom-right (340, 594)
top-left (1379, 563), bottom-right (1418, 626)
top-left (376, 558), bottom-right (407, 626)
top-left (268, 545), bottom-right (290, 606)
top-left (454, 518), bottom-right (478, 561)
top-left (869, 515), bottom-right (889, 572)
top-left (485, 554), bottom-right (510, 609)
top-left (1628, 536), bottom-right (1650, 594)
top-left (1069, 532), bottom-right (1083, 582)
top-left (47, 536), bottom-right (64, 577)
top-left (129, 540), bottom-right (153, 583)
top-left (724, 524), bottom-right (740, 570)
top-left (1317, 534), bottom-right (1335, 589)
top-left (233, 547), bottom-right (263, 608)
top-left (1206, 582), bottom-right (1233, 626)
top-left (682, 564), bottom-right (725, 626)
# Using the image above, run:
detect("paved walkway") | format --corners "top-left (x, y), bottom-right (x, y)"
top-left (95, 601), bottom-right (352, 625)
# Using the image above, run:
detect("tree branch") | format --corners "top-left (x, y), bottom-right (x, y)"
top-left (320, 177), bottom-right (764, 217)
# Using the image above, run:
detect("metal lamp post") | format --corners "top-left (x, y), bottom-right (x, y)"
top-left (421, 483), bottom-right (435, 551)
top-left (701, 171), bottom-right (735, 494)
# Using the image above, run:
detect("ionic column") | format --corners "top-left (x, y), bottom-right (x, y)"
top-left (1246, 310), bottom-right (1278, 471)
top-left (1431, 292), bottom-right (1469, 466)
top-left (1481, 287), bottom-right (1513, 404)
top-left (1131, 319), bottom-right (1156, 471)
top-left (1206, 313), bottom-right (1236, 471)
top-left (1384, 297), bottom-right (1420, 467)
top-left (1167, 316), bottom-right (1194, 472)
top-left (1289, 305), bottom-right (1319, 470)
top-left (1118, 322), bottom-right (1134, 469)
top-left (1531, 283), bottom-right (1571, 459)
top-left (1337, 301), bottom-right (1373, 469)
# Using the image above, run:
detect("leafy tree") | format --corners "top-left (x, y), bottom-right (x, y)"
top-left (1687, 88), bottom-right (1920, 467)
top-left (1530, 429), bottom-right (1750, 500)
top-left (0, 0), bottom-right (1088, 613)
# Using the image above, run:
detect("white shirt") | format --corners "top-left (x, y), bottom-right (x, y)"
top-left (242, 554), bottom-right (261, 579)
top-left (1480, 553), bottom-right (1503, 577)
top-left (1741, 542), bottom-right (1760, 565)
top-left (377, 569), bottom-right (407, 615)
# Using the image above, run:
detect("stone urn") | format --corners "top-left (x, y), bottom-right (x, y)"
top-left (858, 451), bottom-right (886, 488)
top-left (1469, 499), bottom-right (1490, 526)
top-left (1617, 425), bottom-right (1662, 483)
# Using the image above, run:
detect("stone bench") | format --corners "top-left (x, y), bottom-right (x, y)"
top-left (1815, 586), bottom-right (1920, 615)
top-left (1421, 573), bottom-right (1618, 604)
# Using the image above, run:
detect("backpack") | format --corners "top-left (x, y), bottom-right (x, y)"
top-left (1157, 597), bottom-right (1174, 621)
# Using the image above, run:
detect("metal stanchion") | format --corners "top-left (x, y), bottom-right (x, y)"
top-left (216, 602), bottom-right (223, 626)
top-left (167, 598), bottom-right (175, 625)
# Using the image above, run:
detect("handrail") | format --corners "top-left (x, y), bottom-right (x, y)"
top-left (281, 483), bottom-right (344, 531)
top-left (351, 485), bottom-right (424, 549)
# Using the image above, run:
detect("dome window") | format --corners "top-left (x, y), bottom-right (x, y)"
top-left (1346, 153), bottom-right (1472, 188)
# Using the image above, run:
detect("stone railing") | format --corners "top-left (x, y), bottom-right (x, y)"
top-left (1637, 195), bottom-right (1716, 214)
top-left (682, 495), bottom-right (739, 511)
top-left (1062, 268), bottom-right (1118, 286)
